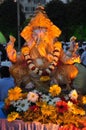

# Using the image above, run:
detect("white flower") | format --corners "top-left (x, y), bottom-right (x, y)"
top-left (32, 89), bottom-right (41, 94)
top-left (27, 92), bottom-right (39, 103)
top-left (53, 97), bottom-right (61, 102)
top-left (49, 97), bottom-right (61, 105)
top-left (64, 95), bottom-right (69, 100)
top-left (42, 94), bottom-right (50, 102)
top-left (69, 89), bottom-right (78, 100)
top-left (11, 100), bottom-right (22, 107)
top-left (14, 99), bottom-right (30, 112)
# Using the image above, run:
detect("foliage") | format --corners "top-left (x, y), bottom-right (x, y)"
top-left (0, 0), bottom-right (25, 44)
top-left (0, 0), bottom-right (86, 42)
top-left (73, 25), bottom-right (86, 41)
top-left (45, 0), bottom-right (86, 41)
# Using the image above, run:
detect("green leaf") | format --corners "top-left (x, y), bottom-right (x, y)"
top-left (0, 32), bottom-right (7, 44)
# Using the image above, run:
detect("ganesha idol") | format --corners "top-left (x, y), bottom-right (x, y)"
top-left (6, 6), bottom-right (81, 91)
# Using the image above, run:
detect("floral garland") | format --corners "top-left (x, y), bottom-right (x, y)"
top-left (21, 42), bottom-right (62, 76)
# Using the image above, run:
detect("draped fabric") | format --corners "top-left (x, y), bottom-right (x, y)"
top-left (0, 119), bottom-right (86, 130)
top-left (0, 119), bottom-right (59, 130)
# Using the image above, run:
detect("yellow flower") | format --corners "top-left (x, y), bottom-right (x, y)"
top-left (82, 96), bottom-right (86, 104)
top-left (7, 112), bottom-right (19, 122)
top-left (21, 46), bottom-right (30, 55)
top-left (74, 108), bottom-right (85, 116)
top-left (67, 101), bottom-right (73, 108)
top-left (8, 86), bottom-right (22, 101)
top-left (77, 109), bottom-right (85, 116)
top-left (70, 105), bottom-right (85, 116)
top-left (36, 101), bottom-right (47, 107)
top-left (41, 104), bottom-right (56, 116)
top-left (49, 84), bottom-right (61, 97)
top-left (40, 76), bottom-right (50, 82)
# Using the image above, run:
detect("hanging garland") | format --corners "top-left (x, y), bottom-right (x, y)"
top-left (21, 42), bottom-right (62, 76)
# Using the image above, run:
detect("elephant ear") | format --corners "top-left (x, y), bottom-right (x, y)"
top-left (6, 35), bottom-right (17, 63)
top-left (73, 63), bottom-right (86, 94)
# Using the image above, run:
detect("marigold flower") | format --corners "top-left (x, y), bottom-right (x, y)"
top-left (49, 84), bottom-right (61, 97)
top-left (41, 104), bottom-right (56, 116)
top-left (7, 112), bottom-right (19, 122)
top-left (8, 87), bottom-right (22, 101)
top-left (82, 96), bottom-right (86, 104)
top-left (70, 105), bottom-right (85, 116)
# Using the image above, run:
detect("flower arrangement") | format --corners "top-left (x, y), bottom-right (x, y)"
top-left (4, 83), bottom-right (86, 129)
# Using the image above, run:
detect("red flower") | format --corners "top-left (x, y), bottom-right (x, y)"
top-left (4, 105), bottom-right (10, 110)
top-left (30, 105), bottom-right (39, 112)
top-left (70, 98), bottom-right (78, 104)
top-left (79, 117), bottom-right (86, 127)
top-left (61, 97), bottom-right (67, 102)
top-left (82, 128), bottom-right (86, 130)
top-left (56, 101), bottom-right (68, 113)
top-left (59, 124), bottom-right (80, 130)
